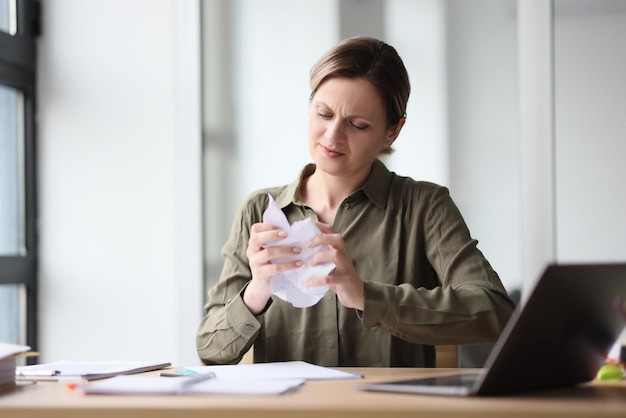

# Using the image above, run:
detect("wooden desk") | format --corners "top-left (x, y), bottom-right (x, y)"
top-left (1, 368), bottom-right (625, 418)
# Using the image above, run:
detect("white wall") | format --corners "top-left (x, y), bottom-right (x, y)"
top-left (234, 0), bottom-right (338, 201)
top-left (37, 0), bottom-right (203, 364)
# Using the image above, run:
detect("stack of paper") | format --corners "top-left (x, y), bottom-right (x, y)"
top-left (0, 343), bottom-right (31, 388)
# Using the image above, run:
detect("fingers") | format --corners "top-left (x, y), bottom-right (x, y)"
top-left (308, 246), bottom-right (337, 267)
top-left (304, 229), bottom-right (365, 309)
top-left (247, 222), bottom-right (364, 311)
top-left (308, 232), bottom-right (344, 251)
top-left (248, 244), bottom-right (303, 268)
top-left (248, 249), bottom-right (303, 291)
top-left (306, 274), bottom-right (331, 288)
top-left (249, 223), bottom-right (287, 249)
top-left (243, 223), bottom-right (303, 314)
top-left (306, 271), bottom-right (365, 311)
top-left (247, 222), bottom-right (308, 280)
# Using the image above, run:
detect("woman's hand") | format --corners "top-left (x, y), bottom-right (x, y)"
top-left (306, 223), bottom-right (365, 311)
top-left (243, 222), bottom-right (303, 314)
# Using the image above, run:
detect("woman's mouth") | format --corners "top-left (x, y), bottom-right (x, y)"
top-left (320, 144), bottom-right (344, 158)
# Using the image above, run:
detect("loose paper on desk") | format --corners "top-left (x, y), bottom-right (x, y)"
top-left (188, 360), bottom-right (362, 381)
top-left (72, 375), bottom-right (305, 396)
top-left (72, 361), bottom-right (359, 396)
top-left (262, 194), bottom-right (335, 308)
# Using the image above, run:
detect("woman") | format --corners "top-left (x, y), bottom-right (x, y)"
top-left (196, 37), bottom-right (515, 367)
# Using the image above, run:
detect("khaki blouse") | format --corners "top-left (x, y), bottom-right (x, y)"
top-left (196, 159), bottom-right (515, 367)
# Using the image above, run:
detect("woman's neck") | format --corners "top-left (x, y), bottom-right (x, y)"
top-left (302, 168), bottom-right (367, 225)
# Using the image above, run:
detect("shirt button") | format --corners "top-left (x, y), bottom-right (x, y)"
top-left (343, 202), bottom-right (350, 210)
top-left (245, 324), bottom-right (254, 330)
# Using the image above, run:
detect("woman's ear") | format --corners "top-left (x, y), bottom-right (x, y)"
top-left (386, 117), bottom-right (406, 147)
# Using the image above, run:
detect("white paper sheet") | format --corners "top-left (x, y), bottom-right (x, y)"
top-left (262, 194), bottom-right (335, 307)
top-left (73, 375), bottom-right (305, 396)
top-left (188, 361), bottom-right (362, 381)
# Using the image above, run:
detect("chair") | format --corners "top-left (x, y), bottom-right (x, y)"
top-left (435, 345), bottom-right (459, 368)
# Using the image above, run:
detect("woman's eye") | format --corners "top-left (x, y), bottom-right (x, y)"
top-left (350, 122), bottom-right (368, 131)
top-left (317, 112), bottom-right (332, 119)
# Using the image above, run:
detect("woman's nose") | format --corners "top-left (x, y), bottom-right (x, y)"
top-left (325, 120), bottom-right (345, 142)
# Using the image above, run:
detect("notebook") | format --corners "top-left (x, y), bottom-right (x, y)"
top-left (15, 360), bottom-right (171, 381)
top-left (358, 263), bottom-right (626, 396)
top-left (0, 344), bottom-right (31, 388)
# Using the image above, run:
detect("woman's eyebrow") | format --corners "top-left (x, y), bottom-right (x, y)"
top-left (313, 101), bottom-right (375, 121)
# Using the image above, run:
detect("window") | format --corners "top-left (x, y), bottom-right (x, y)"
top-left (0, 0), bottom-right (39, 352)
top-left (200, 0), bottom-right (522, 296)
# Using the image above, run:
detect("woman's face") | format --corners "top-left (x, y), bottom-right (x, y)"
top-left (308, 77), bottom-right (402, 180)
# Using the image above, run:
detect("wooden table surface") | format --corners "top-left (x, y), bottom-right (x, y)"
top-left (1, 367), bottom-right (625, 418)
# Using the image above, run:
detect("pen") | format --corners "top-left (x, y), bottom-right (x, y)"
top-left (176, 372), bottom-right (216, 393)
top-left (160, 369), bottom-right (201, 377)
top-left (14, 351), bottom-right (41, 358)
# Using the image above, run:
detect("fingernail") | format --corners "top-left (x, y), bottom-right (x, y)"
top-left (278, 231), bottom-right (287, 237)
top-left (293, 247), bottom-right (302, 253)
top-left (295, 261), bottom-right (303, 267)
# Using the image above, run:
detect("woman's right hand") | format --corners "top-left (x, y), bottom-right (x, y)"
top-left (243, 222), bottom-right (302, 314)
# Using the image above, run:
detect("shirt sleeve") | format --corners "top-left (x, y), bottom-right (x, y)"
top-left (361, 186), bottom-right (516, 346)
top-left (196, 199), bottom-right (265, 365)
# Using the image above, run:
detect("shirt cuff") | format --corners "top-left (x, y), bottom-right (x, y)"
top-left (224, 284), bottom-right (267, 339)
top-left (361, 281), bottom-right (396, 329)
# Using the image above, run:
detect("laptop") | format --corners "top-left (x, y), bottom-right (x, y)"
top-left (358, 263), bottom-right (626, 396)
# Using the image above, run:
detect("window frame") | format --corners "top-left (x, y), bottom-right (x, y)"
top-left (0, 0), bottom-right (39, 352)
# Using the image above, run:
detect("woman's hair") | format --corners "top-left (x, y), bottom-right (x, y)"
top-left (309, 37), bottom-right (410, 154)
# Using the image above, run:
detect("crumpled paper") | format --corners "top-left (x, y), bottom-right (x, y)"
top-left (262, 194), bottom-right (335, 308)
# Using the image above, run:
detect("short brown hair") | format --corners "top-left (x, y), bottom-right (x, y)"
top-left (309, 37), bottom-right (410, 138)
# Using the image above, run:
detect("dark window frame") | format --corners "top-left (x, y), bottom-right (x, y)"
top-left (0, 0), bottom-right (39, 355)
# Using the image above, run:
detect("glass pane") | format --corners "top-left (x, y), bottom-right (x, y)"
top-left (554, 0), bottom-right (626, 261)
top-left (0, 0), bottom-right (16, 35)
top-left (0, 84), bottom-right (24, 256)
top-left (443, 0), bottom-right (521, 295)
top-left (0, 284), bottom-right (22, 344)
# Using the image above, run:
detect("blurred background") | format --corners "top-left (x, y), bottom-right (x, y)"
top-left (1, 0), bottom-right (624, 366)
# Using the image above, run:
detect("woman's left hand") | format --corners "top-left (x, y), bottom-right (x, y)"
top-left (306, 222), bottom-right (365, 311)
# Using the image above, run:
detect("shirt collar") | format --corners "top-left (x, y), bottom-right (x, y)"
top-left (274, 159), bottom-right (393, 210)
top-left (361, 159), bottom-right (393, 209)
